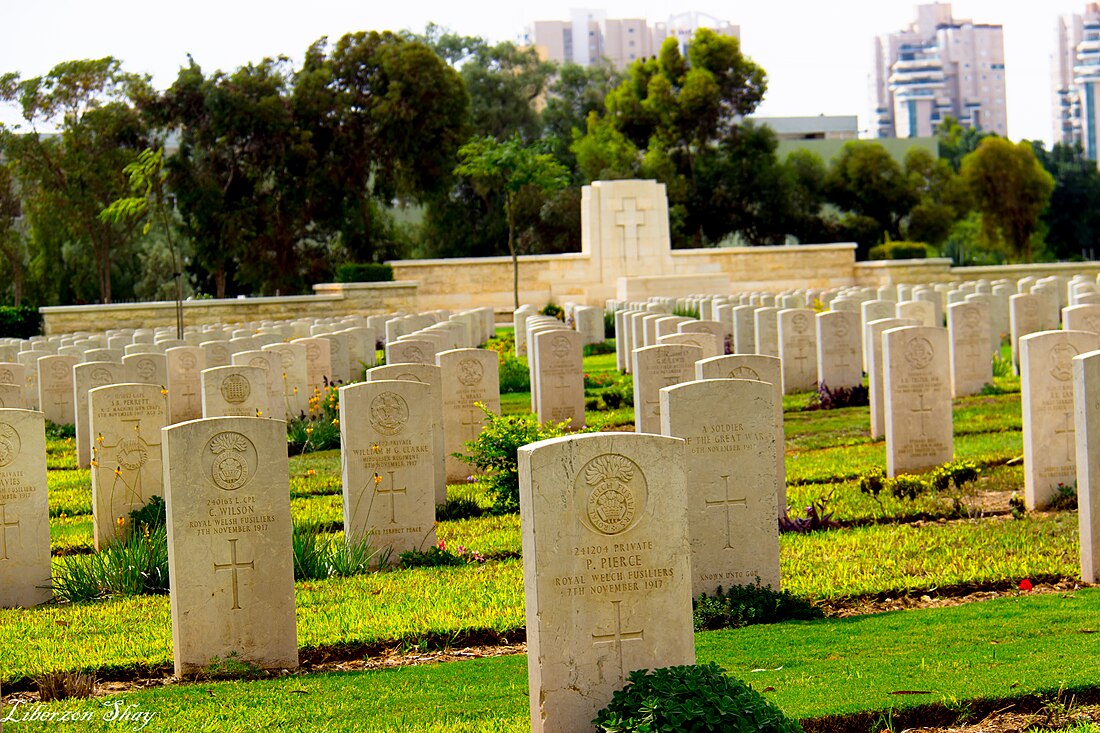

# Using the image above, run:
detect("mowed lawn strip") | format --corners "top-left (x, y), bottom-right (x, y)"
top-left (9, 589), bottom-right (1100, 732)
top-left (11, 513), bottom-right (1078, 684)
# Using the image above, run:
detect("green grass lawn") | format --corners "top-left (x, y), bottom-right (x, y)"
top-left (9, 335), bottom-right (1091, 731)
top-left (9, 589), bottom-right (1100, 731)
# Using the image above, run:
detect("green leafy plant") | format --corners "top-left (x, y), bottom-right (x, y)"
top-left (52, 525), bottom-right (170, 602)
top-left (454, 404), bottom-right (572, 514)
top-left (287, 383), bottom-right (342, 454)
top-left (807, 382), bottom-right (869, 410)
top-left (335, 262), bottom-right (394, 283)
top-left (991, 354), bottom-right (1014, 378)
top-left (858, 467), bottom-right (885, 498)
top-left (0, 305), bottom-right (42, 338)
top-left (891, 474), bottom-right (927, 501)
top-left (45, 421), bottom-right (76, 439)
top-left (780, 495), bottom-right (839, 533)
top-left (583, 341), bottom-right (616, 356)
top-left (435, 497), bottom-right (487, 521)
top-left (498, 351), bottom-right (531, 393)
top-left (867, 241), bottom-right (932, 260)
top-left (128, 494), bottom-right (166, 534)
top-left (540, 302), bottom-right (564, 320)
top-left (693, 582), bottom-right (823, 631)
top-left (1048, 481), bottom-right (1078, 511)
top-left (292, 525), bottom-right (388, 580)
top-left (399, 540), bottom-right (485, 568)
top-left (673, 305), bottom-right (700, 319)
top-left (593, 663), bottom-right (803, 733)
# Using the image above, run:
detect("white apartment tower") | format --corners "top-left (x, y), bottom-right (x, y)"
top-left (872, 3), bottom-right (1007, 139)
top-left (530, 9), bottom-right (739, 70)
top-left (1054, 4), bottom-right (1100, 160)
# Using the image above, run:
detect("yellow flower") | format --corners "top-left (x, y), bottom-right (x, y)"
top-left (373, 473), bottom-right (383, 486)
top-left (331, 418), bottom-right (339, 426)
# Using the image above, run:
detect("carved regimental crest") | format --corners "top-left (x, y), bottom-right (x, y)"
top-left (903, 337), bottom-right (934, 371)
top-left (90, 367), bottom-right (114, 386)
top-left (115, 437), bottom-right (148, 471)
top-left (178, 352), bottom-right (197, 372)
top-left (1049, 342), bottom-right (1079, 382)
top-left (579, 454), bottom-right (647, 536)
top-left (0, 369), bottom-right (12, 384)
top-left (458, 358), bottom-right (483, 387)
top-left (0, 423), bottom-right (19, 468)
top-left (136, 358), bottom-right (156, 381)
top-left (204, 432), bottom-right (258, 491)
top-left (551, 335), bottom-right (571, 361)
top-left (831, 317), bottom-right (851, 339)
top-left (791, 313), bottom-right (810, 334)
top-left (220, 374), bottom-right (251, 405)
top-left (51, 361), bottom-right (68, 380)
top-left (404, 345), bottom-right (426, 364)
top-left (727, 366), bottom-right (760, 380)
top-left (370, 391), bottom-right (409, 436)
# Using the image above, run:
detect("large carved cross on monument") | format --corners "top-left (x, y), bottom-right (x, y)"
top-left (0, 503), bottom-right (19, 561)
top-left (591, 599), bottom-right (644, 683)
top-left (213, 537), bottom-right (254, 611)
top-left (706, 475), bottom-right (747, 550)
top-left (614, 198), bottom-right (646, 271)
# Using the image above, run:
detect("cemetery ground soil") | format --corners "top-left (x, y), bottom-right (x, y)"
top-left (9, 342), bottom-right (1100, 730)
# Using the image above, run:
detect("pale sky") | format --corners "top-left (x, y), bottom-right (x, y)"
top-left (0, 0), bottom-right (1090, 146)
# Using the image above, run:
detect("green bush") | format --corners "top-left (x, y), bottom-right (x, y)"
top-left (52, 525), bottom-right (169, 602)
top-left (693, 582), bottom-right (823, 632)
top-left (399, 540), bottom-right (484, 568)
top-left (435, 497), bottom-right (487, 521)
top-left (604, 310), bottom-right (616, 339)
top-left (867, 241), bottom-right (932, 260)
top-left (499, 352), bottom-right (531, 393)
top-left (334, 263), bottom-right (394, 283)
top-left (583, 341), bottom-right (616, 356)
top-left (454, 405), bottom-right (572, 514)
top-left (540, 302), bottom-right (564, 320)
top-left (0, 306), bottom-right (41, 338)
top-left (594, 663), bottom-right (803, 733)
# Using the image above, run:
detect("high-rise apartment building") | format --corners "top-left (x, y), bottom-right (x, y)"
top-left (529, 10), bottom-right (739, 70)
top-left (1054, 4), bottom-right (1100, 160)
top-left (872, 3), bottom-right (1007, 139)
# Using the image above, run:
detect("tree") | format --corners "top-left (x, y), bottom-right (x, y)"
top-left (0, 160), bottom-right (26, 305)
top-left (298, 31), bottom-right (469, 262)
top-left (457, 41), bottom-right (554, 141)
top-left (454, 135), bottom-right (569, 308)
top-left (1, 58), bottom-right (155, 303)
top-left (937, 115), bottom-right (990, 173)
top-left (1033, 141), bottom-right (1100, 260)
top-left (824, 141), bottom-right (917, 256)
top-left (902, 147), bottom-right (968, 248)
top-left (782, 149), bottom-right (832, 244)
top-left (542, 62), bottom-right (622, 177)
top-left (960, 137), bottom-right (1054, 263)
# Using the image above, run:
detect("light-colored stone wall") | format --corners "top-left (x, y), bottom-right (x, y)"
top-left (855, 259), bottom-right (1100, 289)
top-left (40, 283), bottom-right (418, 335)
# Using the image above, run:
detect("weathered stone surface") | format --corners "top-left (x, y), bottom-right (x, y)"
top-left (533, 329), bottom-right (586, 429)
top-left (74, 361), bottom-right (126, 469)
top-left (1075, 349), bottom-right (1100, 582)
top-left (632, 344), bottom-right (702, 434)
top-left (519, 432), bottom-right (694, 733)
top-left (89, 384), bottom-right (168, 549)
top-left (883, 326), bottom-right (954, 476)
top-left (164, 417), bottom-right (297, 677)
top-left (658, 332), bottom-right (721, 360)
top-left (867, 317), bottom-right (920, 440)
top-left (816, 310), bottom-right (862, 391)
top-left (261, 343), bottom-right (310, 418)
top-left (202, 366), bottom-right (270, 419)
top-left (166, 347), bottom-right (207, 425)
top-left (0, 409), bottom-right (51, 607)
top-left (339, 380), bottom-right (435, 557)
top-left (777, 308), bottom-right (817, 394)
top-left (947, 301), bottom-right (993, 397)
top-left (660, 379), bottom-right (780, 596)
top-left (366, 363), bottom-right (446, 505)
top-left (438, 349), bottom-right (501, 483)
top-left (1022, 330), bottom-right (1100, 509)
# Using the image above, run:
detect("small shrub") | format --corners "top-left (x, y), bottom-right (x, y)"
top-left (693, 582), bottom-right (822, 631)
top-left (584, 372), bottom-right (617, 391)
top-left (128, 495), bottom-right (166, 534)
top-left (601, 390), bottom-right (623, 410)
top-left (399, 540), bottom-right (484, 568)
top-left (287, 384), bottom-right (341, 454)
top-left (498, 352), bottom-right (531, 393)
top-left (991, 354), bottom-right (1014, 378)
top-left (455, 404), bottom-right (572, 514)
top-left (35, 671), bottom-right (96, 701)
top-left (780, 496), bottom-right (839, 533)
top-left (435, 497), bottom-right (486, 521)
top-left (594, 663), bottom-right (803, 733)
top-left (1009, 493), bottom-right (1027, 520)
top-left (891, 474), bottom-right (926, 500)
top-left (867, 241), bottom-right (931, 260)
top-left (540, 302), bottom-right (564, 320)
top-left (604, 310), bottom-right (616, 339)
top-left (334, 262), bottom-right (394, 283)
top-left (52, 525), bottom-right (170, 602)
top-left (292, 525), bottom-right (387, 580)
top-left (583, 341), bottom-right (616, 356)
top-left (858, 467), bottom-right (885, 498)
top-left (0, 305), bottom-right (42, 338)
top-left (45, 421), bottom-right (76, 439)
top-left (927, 460), bottom-right (980, 492)
top-left (808, 382), bottom-right (869, 410)
top-left (1049, 481), bottom-right (1078, 511)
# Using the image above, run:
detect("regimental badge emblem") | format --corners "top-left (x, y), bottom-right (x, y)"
top-left (552, 335), bottom-right (571, 360)
top-left (115, 437), bottom-right (148, 471)
top-left (136, 358), bottom-right (156, 381)
top-left (0, 369), bottom-right (12, 384)
top-left (458, 358), bottom-right (483, 387)
top-left (0, 423), bottom-right (19, 468)
top-left (204, 432), bottom-right (257, 491)
top-left (1050, 342), bottom-right (1078, 382)
top-left (220, 374), bottom-right (251, 405)
top-left (832, 317), bottom-right (850, 339)
top-left (728, 366), bottom-right (760, 380)
top-left (370, 392), bottom-right (409, 436)
top-left (903, 337), bottom-right (934, 370)
top-left (791, 313), bottom-right (809, 334)
top-left (580, 454), bottom-right (647, 536)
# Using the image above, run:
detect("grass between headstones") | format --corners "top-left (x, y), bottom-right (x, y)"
top-left (8, 589), bottom-right (1100, 732)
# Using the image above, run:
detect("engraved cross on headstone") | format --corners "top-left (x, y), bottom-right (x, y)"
top-left (705, 475), bottom-right (747, 550)
top-left (591, 599), bottom-right (644, 683)
top-left (912, 393), bottom-right (933, 437)
top-left (1056, 411), bottom-right (1075, 463)
top-left (461, 406), bottom-right (482, 442)
top-left (213, 537), bottom-right (254, 611)
top-left (375, 470), bottom-right (407, 524)
top-left (0, 503), bottom-right (19, 561)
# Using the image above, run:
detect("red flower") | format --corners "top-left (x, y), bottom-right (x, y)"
top-left (1018, 579), bottom-right (1033, 591)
